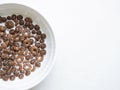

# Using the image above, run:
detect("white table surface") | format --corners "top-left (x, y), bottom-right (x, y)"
top-left (1, 0), bottom-right (120, 90)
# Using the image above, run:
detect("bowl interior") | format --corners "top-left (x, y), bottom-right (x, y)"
top-left (0, 4), bottom-right (55, 90)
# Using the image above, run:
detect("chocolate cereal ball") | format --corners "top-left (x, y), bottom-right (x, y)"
top-left (7, 16), bottom-right (11, 20)
top-left (19, 20), bottom-right (24, 25)
top-left (34, 25), bottom-right (40, 30)
top-left (17, 15), bottom-right (23, 20)
top-left (0, 26), bottom-right (6, 32)
top-left (11, 14), bottom-right (17, 20)
top-left (25, 17), bottom-right (32, 23)
top-left (2, 17), bottom-right (7, 22)
top-left (5, 21), bottom-right (14, 29)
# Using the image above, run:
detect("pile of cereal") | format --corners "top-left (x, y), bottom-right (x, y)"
top-left (0, 14), bottom-right (46, 81)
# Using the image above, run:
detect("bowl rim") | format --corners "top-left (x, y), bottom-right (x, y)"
top-left (0, 3), bottom-right (56, 90)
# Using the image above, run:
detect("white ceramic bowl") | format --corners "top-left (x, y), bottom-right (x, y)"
top-left (0, 3), bottom-right (55, 90)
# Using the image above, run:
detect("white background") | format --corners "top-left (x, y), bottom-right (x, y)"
top-left (1, 0), bottom-right (120, 90)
